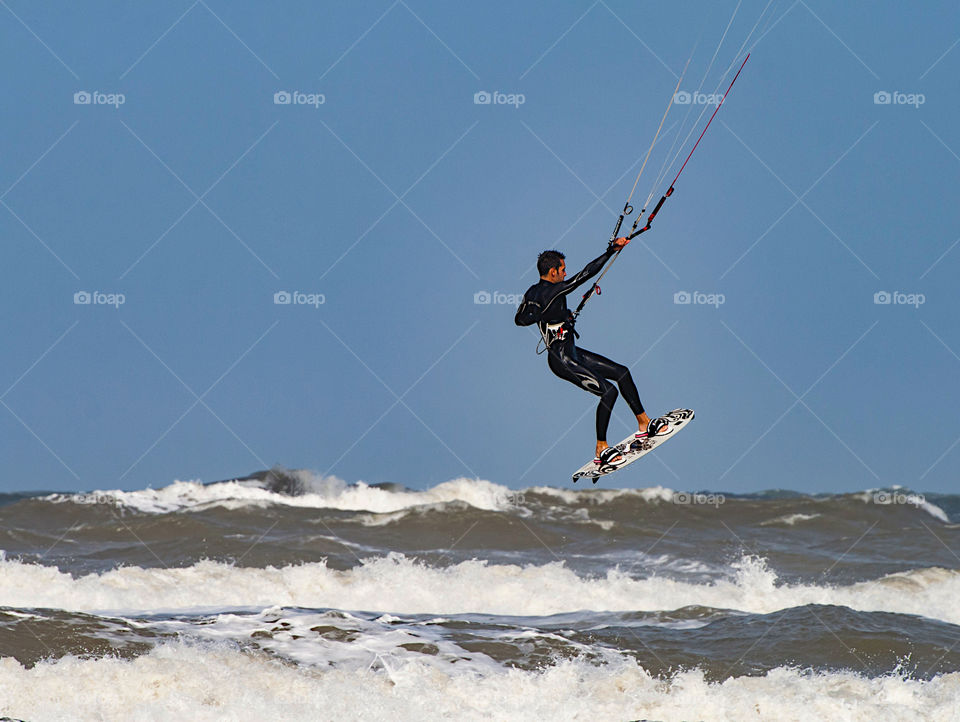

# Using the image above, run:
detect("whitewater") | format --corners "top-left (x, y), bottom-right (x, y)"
top-left (2, 470), bottom-right (959, 721)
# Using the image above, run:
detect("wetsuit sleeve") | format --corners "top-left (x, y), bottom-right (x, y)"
top-left (514, 298), bottom-right (541, 326)
top-left (547, 246), bottom-right (617, 299)
top-left (514, 245), bottom-right (617, 326)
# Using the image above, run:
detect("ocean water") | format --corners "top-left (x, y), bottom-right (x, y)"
top-left (1, 469), bottom-right (959, 721)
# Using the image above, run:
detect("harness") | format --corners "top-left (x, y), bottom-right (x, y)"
top-left (536, 315), bottom-right (579, 355)
top-left (516, 285), bottom-right (582, 355)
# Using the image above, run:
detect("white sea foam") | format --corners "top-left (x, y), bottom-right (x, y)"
top-left (916, 499), bottom-right (949, 523)
top-left (0, 642), bottom-right (957, 722)
top-left (760, 512), bottom-right (821, 526)
top-left (528, 484), bottom-right (676, 505)
top-left (48, 474), bottom-right (523, 515)
top-left (2, 555), bottom-right (960, 626)
top-left (46, 476), bottom-right (954, 529)
top-left (853, 490), bottom-right (950, 523)
top-left (147, 605), bottom-right (605, 675)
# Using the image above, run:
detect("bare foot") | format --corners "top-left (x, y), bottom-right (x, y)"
top-left (594, 441), bottom-right (623, 463)
top-left (636, 412), bottom-right (653, 437)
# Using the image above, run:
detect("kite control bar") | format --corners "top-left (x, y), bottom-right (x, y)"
top-left (629, 186), bottom-right (673, 239)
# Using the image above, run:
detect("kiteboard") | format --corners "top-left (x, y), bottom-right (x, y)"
top-left (572, 408), bottom-right (695, 483)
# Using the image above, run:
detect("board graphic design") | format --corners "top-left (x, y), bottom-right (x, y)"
top-left (572, 408), bottom-right (695, 483)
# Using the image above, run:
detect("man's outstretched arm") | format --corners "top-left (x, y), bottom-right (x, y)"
top-left (551, 236), bottom-right (630, 298)
top-left (514, 238), bottom-right (629, 326)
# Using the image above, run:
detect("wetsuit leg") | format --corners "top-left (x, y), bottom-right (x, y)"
top-left (576, 348), bottom-right (645, 417)
top-left (548, 347), bottom-right (619, 442)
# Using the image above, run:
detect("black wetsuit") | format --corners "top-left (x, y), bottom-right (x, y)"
top-left (515, 246), bottom-right (645, 443)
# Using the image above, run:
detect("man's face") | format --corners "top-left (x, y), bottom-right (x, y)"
top-left (547, 261), bottom-right (566, 283)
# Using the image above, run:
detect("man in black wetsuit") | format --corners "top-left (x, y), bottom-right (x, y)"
top-left (515, 237), bottom-right (659, 465)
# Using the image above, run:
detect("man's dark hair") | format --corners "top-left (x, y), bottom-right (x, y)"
top-left (537, 250), bottom-right (565, 277)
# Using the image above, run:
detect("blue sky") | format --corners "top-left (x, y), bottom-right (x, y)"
top-left (1, 1), bottom-right (958, 494)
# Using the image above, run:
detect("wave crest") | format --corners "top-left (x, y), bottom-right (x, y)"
top-left (2, 554), bottom-right (960, 625)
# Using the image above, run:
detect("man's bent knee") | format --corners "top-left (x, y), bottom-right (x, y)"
top-left (601, 385), bottom-right (619, 405)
